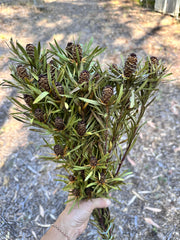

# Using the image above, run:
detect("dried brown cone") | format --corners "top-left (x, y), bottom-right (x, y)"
top-left (16, 65), bottom-right (29, 80)
top-left (99, 172), bottom-right (106, 184)
top-left (76, 121), bottom-right (86, 136)
top-left (102, 85), bottom-right (113, 104)
top-left (53, 82), bottom-right (64, 100)
top-left (93, 73), bottom-right (100, 81)
top-left (109, 63), bottom-right (118, 71)
top-left (65, 42), bottom-right (74, 58)
top-left (54, 117), bottom-right (65, 130)
top-left (54, 144), bottom-right (64, 156)
top-left (109, 64), bottom-right (121, 76)
top-left (85, 188), bottom-right (93, 198)
top-left (38, 74), bottom-right (50, 92)
top-left (72, 44), bottom-right (82, 62)
top-left (149, 56), bottom-right (159, 73)
top-left (90, 156), bottom-right (98, 167)
top-left (68, 175), bottom-right (75, 182)
top-left (78, 70), bottom-right (90, 85)
top-left (80, 170), bottom-right (85, 180)
top-left (26, 44), bottom-right (35, 59)
top-left (23, 94), bottom-right (34, 107)
top-left (124, 53), bottom-right (137, 78)
top-left (34, 108), bottom-right (45, 122)
top-left (72, 188), bottom-right (80, 197)
top-left (148, 56), bottom-right (159, 83)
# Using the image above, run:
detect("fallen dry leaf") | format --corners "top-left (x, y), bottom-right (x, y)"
top-left (147, 120), bottom-right (156, 129)
top-left (127, 195), bottom-right (137, 206)
top-left (32, 230), bottom-right (37, 240)
top-left (39, 205), bottom-right (45, 218)
top-left (35, 222), bottom-right (51, 228)
top-left (132, 190), bottom-right (144, 201)
top-left (144, 217), bottom-right (161, 228)
top-left (170, 100), bottom-right (179, 115)
top-left (127, 156), bottom-right (136, 166)
top-left (50, 213), bottom-right (56, 220)
top-left (145, 206), bottom-right (162, 212)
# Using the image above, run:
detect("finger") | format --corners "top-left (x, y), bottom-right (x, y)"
top-left (90, 198), bottom-right (111, 210)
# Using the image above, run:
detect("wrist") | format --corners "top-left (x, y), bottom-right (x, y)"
top-left (55, 210), bottom-right (80, 240)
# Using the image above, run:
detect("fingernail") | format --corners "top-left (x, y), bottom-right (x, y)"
top-left (105, 199), bottom-right (111, 206)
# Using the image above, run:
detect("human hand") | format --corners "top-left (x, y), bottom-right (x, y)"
top-left (41, 197), bottom-right (111, 240)
top-left (59, 197), bottom-right (111, 239)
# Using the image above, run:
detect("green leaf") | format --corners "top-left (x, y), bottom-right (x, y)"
top-left (109, 177), bottom-right (124, 182)
top-left (66, 143), bottom-right (83, 156)
top-left (56, 174), bottom-right (68, 179)
top-left (73, 165), bottom-right (89, 171)
top-left (96, 187), bottom-right (103, 194)
top-left (79, 97), bottom-right (100, 106)
top-left (33, 91), bottom-right (49, 104)
top-left (28, 85), bottom-right (42, 95)
top-left (86, 182), bottom-right (97, 188)
top-left (64, 102), bottom-right (69, 109)
top-left (16, 42), bottom-right (28, 58)
top-left (10, 97), bottom-right (30, 110)
top-left (116, 84), bottom-right (123, 104)
top-left (13, 116), bottom-right (28, 124)
top-left (68, 199), bottom-right (78, 214)
top-left (129, 90), bottom-right (135, 108)
top-left (31, 72), bottom-right (39, 80)
top-left (135, 79), bottom-right (149, 93)
top-left (85, 171), bottom-right (93, 181)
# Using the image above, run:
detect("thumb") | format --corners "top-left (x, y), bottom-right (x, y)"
top-left (90, 198), bottom-right (111, 210)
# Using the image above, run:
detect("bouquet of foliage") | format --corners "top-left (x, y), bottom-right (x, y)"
top-left (1, 38), bottom-right (168, 239)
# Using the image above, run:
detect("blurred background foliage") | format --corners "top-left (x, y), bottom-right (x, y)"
top-left (138, 0), bottom-right (155, 9)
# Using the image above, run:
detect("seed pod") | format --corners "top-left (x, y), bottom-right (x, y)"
top-left (65, 42), bottom-right (74, 58)
top-left (54, 144), bottom-right (64, 156)
top-left (93, 73), bottom-right (100, 81)
top-left (124, 53), bottom-right (137, 78)
top-left (76, 121), bottom-right (86, 136)
top-left (148, 56), bottom-right (159, 82)
top-left (34, 108), bottom-right (44, 122)
top-left (80, 170), bottom-right (85, 180)
top-left (99, 172), bottom-right (106, 184)
top-left (72, 188), bottom-right (80, 197)
top-left (109, 63), bottom-right (118, 71)
top-left (26, 43), bottom-right (35, 59)
top-left (54, 117), bottom-right (65, 130)
top-left (85, 188), bottom-right (93, 198)
top-left (68, 175), bottom-right (75, 182)
top-left (16, 65), bottom-right (29, 80)
top-left (102, 85), bottom-right (113, 104)
top-left (90, 156), bottom-right (98, 167)
top-left (23, 94), bottom-right (34, 107)
top-left (53, 82), bottom-right (64, 100)
top-left (109, 64), bottom-right (121, 76)
top-left (38, 74), bottom-right (50, 92)
top-left (78, 70), bottom-right (90, 85)
top-left (72, 44), bottom-right (82, 62)
top-left (149, 56), bottom-right (159, 73)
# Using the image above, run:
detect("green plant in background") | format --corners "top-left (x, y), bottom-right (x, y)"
top-left (139, 0), bottom-right (155, 9)
top-left (1, 38), bottom-right (169, 239)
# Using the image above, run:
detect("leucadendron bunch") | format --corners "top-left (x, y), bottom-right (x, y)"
top-left (2, 38), bottom-right (168, 239)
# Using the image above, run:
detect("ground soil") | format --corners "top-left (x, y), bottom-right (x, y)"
top-left (0, 0), bottom-right (180, 239)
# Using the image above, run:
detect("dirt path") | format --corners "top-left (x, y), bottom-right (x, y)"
top-left (0, 1), bottom-right (180, 239)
